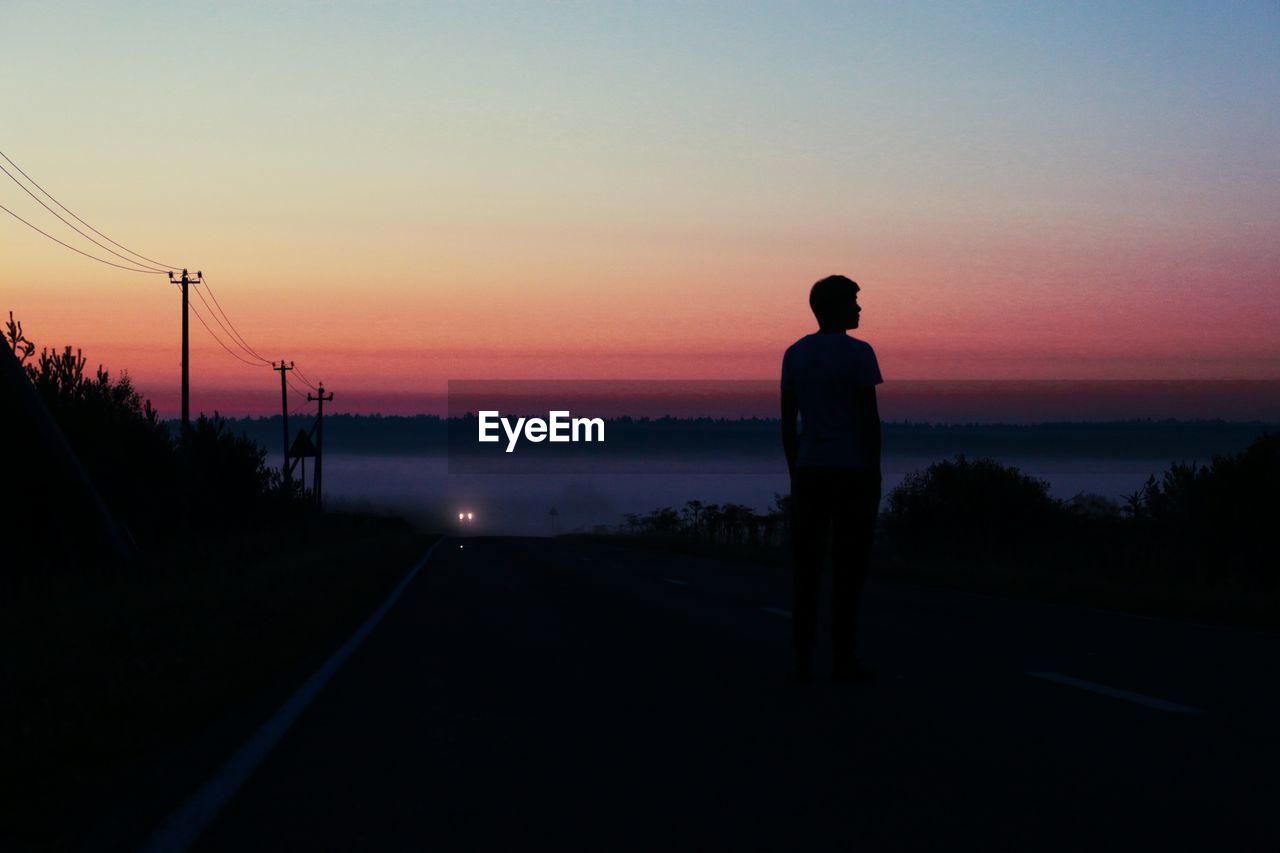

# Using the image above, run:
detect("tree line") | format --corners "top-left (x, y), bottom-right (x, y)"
top-left (622, 496), bottom-right (792, 548)
top-left (619, 433), bottom-right (1279, 609)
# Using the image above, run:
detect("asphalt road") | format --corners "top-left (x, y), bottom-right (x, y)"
top-left (166, 536), bottom-right (1278, 851)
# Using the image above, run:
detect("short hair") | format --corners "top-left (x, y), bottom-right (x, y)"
top-left (809, 275), bottom-right (859, 322)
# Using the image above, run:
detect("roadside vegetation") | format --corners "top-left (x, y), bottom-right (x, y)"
top-left (614, 433), bottom-right (1280, 625)
top-left (5, 312), bottom-right (301, 573)
top-left (2, 315), bottom-right (430, 850)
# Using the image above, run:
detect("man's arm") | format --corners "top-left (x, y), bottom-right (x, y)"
top-left (781, 387), bottom-right (799, 479)
top-left (859, 385), bottom-right (882, 480)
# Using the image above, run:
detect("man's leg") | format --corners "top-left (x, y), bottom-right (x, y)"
top-left (830, 469), bottom-right (880, 675)
top-left (789, 470), bottom-right (825, 675)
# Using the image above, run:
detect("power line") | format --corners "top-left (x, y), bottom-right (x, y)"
top-left (170, 281), bottom-right (313, 404)
top-left (0, 147), bottom-right (178, 271)
top-left (172, 281), bottom-right (267, 368)
top-left (1, 149), bottom-right (329, 463)
top-left (200, 275), bottom-right (274, 365)
top-left (189, 299), bottom-right (270, 368)
top-left (201, 278), bottom-right (327, 400)
top-left (292, 365), bottom-right (319, 391)
top-left (0, 148), bottom-right (328, 485)
top-left (284, 373), bottom-right (311, 400)
top-left (192, 283), bottom-right (270, 365)
top-left (199, 276), bottom-right (321, 396)
top-left (0, 160), bottom-right (170, 273)
top-left (1, 200), bottom-right (167, 274)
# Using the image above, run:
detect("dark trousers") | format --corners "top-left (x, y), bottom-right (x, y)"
top-left (790, 466), bottom-right (881, 668)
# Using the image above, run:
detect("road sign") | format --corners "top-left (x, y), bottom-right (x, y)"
top-left (289, 428), bottom-right (317, 459)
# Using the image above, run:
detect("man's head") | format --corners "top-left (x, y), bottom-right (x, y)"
top-left (809, 274), bottom-right (861, 331)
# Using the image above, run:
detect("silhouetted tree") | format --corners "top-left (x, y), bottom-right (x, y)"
top-left (22, 342), bottom-right (176, 542)
top-left (187, 413), bottom-right (283, 528)
top-left (643, 507), bottom-right (682, 536)
top-left (884, 455), bottom-right (1064, 559)
top-left (5, 311), bottom-right (35, 364)
top-left (702, 504), bottom-right (724, 544)
top-left (1131, 433), bottom-right (1278, 577)
top-left (682, 500), bottom-right (705, 540)
top-left (5, 315), bottom-right (300, 551)
top-left (762, 492), bottom-right (790, 546)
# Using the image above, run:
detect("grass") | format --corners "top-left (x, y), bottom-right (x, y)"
top-left (1, 512), bottom-right (432, 851)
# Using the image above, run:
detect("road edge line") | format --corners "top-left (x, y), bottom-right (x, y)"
top-left (140, 537), bottom-right (446, 853)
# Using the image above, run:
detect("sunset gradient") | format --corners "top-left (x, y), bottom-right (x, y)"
top-left (3, 2), bottom-right (1277, 415)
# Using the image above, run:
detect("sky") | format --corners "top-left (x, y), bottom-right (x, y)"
top-left (2, 1), bottom-right (1278, 416)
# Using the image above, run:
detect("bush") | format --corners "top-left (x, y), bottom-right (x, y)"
top-left (621, 496), bottom-right (789, 548)
top-left (884, 455), bottom-right (1065, 558)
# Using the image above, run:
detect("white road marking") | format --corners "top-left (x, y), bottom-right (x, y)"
top-left (663, 578), bottom-right (689, 587)
top-left (141, 538), bottom-right (447, 852)
top-left (1026, 671), bottom-right (1202, 714)
top-left (761, 607), bottom-right (793, 618)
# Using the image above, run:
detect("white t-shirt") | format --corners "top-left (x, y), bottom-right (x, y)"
top-left (781, 332), bottom-right (884, 469)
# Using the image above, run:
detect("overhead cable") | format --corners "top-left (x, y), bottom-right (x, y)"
top-left (0, 147), bottom-right (179, 270)
top-left (200, 275), bottom-right (274, 365)
top-left (171, 281), bottom-right (268, 368)
top-left (193, 284), bottom-right (270, 365)
top-left (0, 160), bottom-right (170, 272)
top-left (1, 200), bottom-right (168, 274)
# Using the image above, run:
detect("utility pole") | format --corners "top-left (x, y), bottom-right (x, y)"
top-left (168, 268), bottom-right (202, 439)
top-left (272, 359), bottom-right (294, 484)
top-left (307, 382), bottom-right (334, 508)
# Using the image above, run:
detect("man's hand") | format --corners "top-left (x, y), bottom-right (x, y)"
top-left (781, 387), bottom-right (799, 478)
top-left (858, 385), bottom-right (882, 482)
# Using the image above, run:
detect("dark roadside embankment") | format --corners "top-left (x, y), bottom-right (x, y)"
top-left (611, 432), bottom-right (1280, 628)
top-left (579, 532), bottom-right (1279, 629)
top-left (2, 318), bottom-right (436, 850)
top-left (1, 512), bottom-right (432, 852)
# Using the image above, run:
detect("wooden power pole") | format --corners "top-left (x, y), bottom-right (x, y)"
top-left (272, 359), bottom-right (294, 484)
top-left (307, 382), bottom-right (334, 508)
top-left (168, 268), bottom-right (202, 439)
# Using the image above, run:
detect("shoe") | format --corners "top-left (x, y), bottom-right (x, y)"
top-left (832, 660), bottom-right (875, 683)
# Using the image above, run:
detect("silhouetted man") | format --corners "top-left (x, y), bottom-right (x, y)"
top-left (781, 275), bottom-right (882, 682)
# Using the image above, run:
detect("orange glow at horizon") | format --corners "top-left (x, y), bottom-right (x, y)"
top-left (8, 246), bottom-right (1276, 417)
